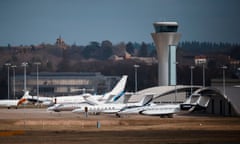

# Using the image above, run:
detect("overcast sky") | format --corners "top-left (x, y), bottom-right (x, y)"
top-left (0, 0), bottom-right (240, 46)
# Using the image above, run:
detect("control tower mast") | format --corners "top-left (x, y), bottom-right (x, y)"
top-left (151, 22), bottom-right (181, 86)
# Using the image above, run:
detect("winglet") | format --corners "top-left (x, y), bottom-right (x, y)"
top-left (181, 94), bottom-right (211, 111)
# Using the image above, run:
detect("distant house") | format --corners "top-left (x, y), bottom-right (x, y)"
top-left (229, 58), bottom-right (240, 66)
top-left (109, 51), bottom-right (131, 61)
top-left (130, 57), bottom-right (158, 65)
top-left (55, 36), bottom-right (67, 49)
top-left (109, 55), bottom-right (124, 61)
top-left (118, 51), bottom-right (131, 59)
top-left (195, 55), bottom-right (207, 65)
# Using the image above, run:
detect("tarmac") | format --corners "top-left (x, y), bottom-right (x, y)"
top-left (0, 108), bottom-right (240, 144)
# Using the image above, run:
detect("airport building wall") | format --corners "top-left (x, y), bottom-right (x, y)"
top-left (209, 79), bottom-right (240, 116)
top-left (10, 72), bottom-right (120, 98)
top-left (153, 91), bottom-right (187, 104)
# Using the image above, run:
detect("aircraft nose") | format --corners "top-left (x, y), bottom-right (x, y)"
top-left (72, 109), bottom-right (81, 114)
top-left (47, 106), bottom-right (55, 111)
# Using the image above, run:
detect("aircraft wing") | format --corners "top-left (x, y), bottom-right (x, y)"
top-left (139, 109), bottom-right (177, 116)
top-left (83, 95), bottom-right (102, 105)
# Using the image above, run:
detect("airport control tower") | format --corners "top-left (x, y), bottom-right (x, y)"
top-left (151, 22), bottom-right (181, 86)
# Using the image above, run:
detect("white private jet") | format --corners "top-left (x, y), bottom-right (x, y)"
top-left (0, 99), bottom-right (19, 109)
top-left (0, 91), bottom-right (32, 109)
top-left (16, 91), bottom-right (53, 106)
top-left (47, 75), bottom-right (128, 112)
top-left (72, 93), bottom-right (154, 117)
top-left (117, 94), bottom-right (211, 118)
top-left (24, 75), bottom-right (127, 107)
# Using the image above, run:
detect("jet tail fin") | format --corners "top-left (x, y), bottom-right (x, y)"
top-left (180, 94), bottom-right (210, 111)
top-left (138, 94), bottom-right (154, 106)
top-left (17, 91), bottom-right (32, 106)
top-left (99, 75), bottom-right (127, 103)
top-left (196, 95), bottom-right (210, 108)
top-left (108, 75), bottom-right (127, 96)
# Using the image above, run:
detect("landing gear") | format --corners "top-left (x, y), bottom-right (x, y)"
top-left (160, 114), bottom-right (173, 118)
top-left (167, 114), bottom-right (173, 118)
top-left (116, 113), bottom-right (121, 118)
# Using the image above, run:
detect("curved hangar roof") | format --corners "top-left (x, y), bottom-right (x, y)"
top-left (128, 85), bottom-right (201, 102)
top-left (128, 85), bottom-right (240, 115)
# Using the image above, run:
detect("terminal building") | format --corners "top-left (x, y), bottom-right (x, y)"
top-left (10, 72), bottom-right (120, 98)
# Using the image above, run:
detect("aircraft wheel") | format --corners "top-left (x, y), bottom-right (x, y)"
top-left (167, 114), bottom-right (173, 118)
top-left (160, 115), bottom-right (165, 118)
top-left (116, 113), bottom-right (121, 118)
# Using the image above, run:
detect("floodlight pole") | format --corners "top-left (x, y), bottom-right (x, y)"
top-left (221, 66), bottom-right (227, 98)
top-left (134, 64), bottom-right (140, 93)
top-left (11, 65), bottom-right (17, 99)
top-left (5, 63), bottom-right (11, 99)
top-left (174, 62), bottom-right (179, 103)
top-left (34, 62), bottom-right (41, 102)
top-left (202, 63), bottom-right (205, 87)
top-left (22, 62), bottom-right (28, 93)
top-left (190, 66), bottom-right (195, 95)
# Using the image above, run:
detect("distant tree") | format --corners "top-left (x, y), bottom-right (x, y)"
top-left (31, 45), bottom-right (36, 51)
top-left (113, 42), bottom-right (126, 56)
top-left (46, 61), bottom-right (53, 71)
top-left (0, 67), bottom-right (8, 99)
top-left (68, 46), bottom-right (84, 60)
top-left (230, 46), bottom-right (240, 60)
top-left (57, 49), bottom-right (71, 71)
top-left (23, 47), bottom-right (27, 54)
top-left (11, 54), bottom-right (18, 62)
top-left (90, 41), bottom-right (100, 48)
top-left (0, 79), bottom-right (7, 99)
top-left (149, 49), bottom-right (157, 57)
top-left (138, 42), bottom-right (148, 57)
top-left (8, 44), bottom-right (11, 49)
top-left (101, 40), bottom-right (112, 48)
top-left (82, 45), bottom-right (96, 59)
top-left (45, 46), bottom-right (62, 57)
top-left (99, 40), bottom-right (113, 60)
top-left (133, 42), bottom-right (141, 49)
top-left (30, 56), bottom-right (41, 64)
top-left (126, 42), bottom-right (135, 55)
top-left (82, 41), bottom-right (100, 59)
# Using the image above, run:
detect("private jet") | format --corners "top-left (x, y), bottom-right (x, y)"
top-left (0, 91), bottom-right (32, 109)
top-left (117, 94), bottom-right (211, 118)
top-left (47, 75), bottom-right (127, 112)
top-left (72, 93), bottom-right (154, 117)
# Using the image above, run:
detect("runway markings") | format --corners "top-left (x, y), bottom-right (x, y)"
top-left (0, 130), bottom-right (25, 137)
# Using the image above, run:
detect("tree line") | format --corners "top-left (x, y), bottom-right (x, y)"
top-left (0, 40), bottom-right (240, 98)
